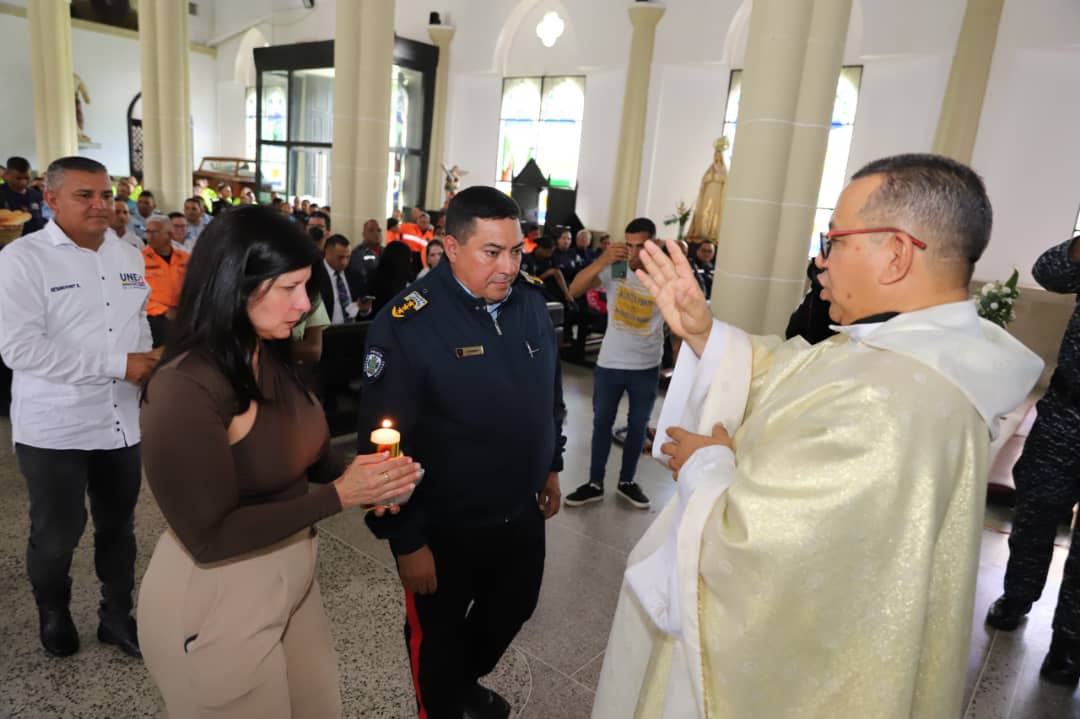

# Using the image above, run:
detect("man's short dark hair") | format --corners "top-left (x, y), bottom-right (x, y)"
top-left (185, 196), bottom-right (204, 208)
top-left (522, 221), bottom-right (539, 235)
top-left (625, 217), bottom-right (656, 238)
top-left (324, 233), bottom-right (350, 251)
top-left (387, 217), bottom-right (399, 230)
top-left (309, 210), bottom-right (331, 230)
top-left (139, 190), bottom-right (155, 200)
top-left (45, 156), bottom-right (108, 191)
top-left (5, 156), bottom-right (30, 173)
top-left (534, 235), bottom-right (555, 251)
top-left (167, 211), bottom-right (183, 220)
top-left (446, 186), bottom-right (521, 243)
top-left (851, 153), bottom-right (991, 282)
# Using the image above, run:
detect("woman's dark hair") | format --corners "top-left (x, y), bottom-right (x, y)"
top-left (427, 238), bottom-right (444, 253)
top-left (370, 242), bottom-right (417, 313)
top-left (144, 204), bottom-right (321, 409)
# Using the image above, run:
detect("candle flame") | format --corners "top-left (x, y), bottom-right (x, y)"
top-left (381, 419), bottom-right (393, 429)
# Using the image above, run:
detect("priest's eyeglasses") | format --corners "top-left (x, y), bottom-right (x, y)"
top-left (819, 228), bottom-right (927, 259)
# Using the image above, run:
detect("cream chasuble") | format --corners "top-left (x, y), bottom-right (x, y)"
top-left (593, 301), bottom-right (1043, 719)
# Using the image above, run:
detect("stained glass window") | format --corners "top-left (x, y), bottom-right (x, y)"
top-left (495, 76), bottom-right (585, 196)
top-left (722, 66), bottom-right (863, 257)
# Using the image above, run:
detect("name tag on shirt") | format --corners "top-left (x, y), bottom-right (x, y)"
top-left (455, 345), bottom-right (484, 358)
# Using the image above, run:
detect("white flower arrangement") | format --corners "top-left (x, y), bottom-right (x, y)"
top-left (975, 269), bottom-right (1019, 328)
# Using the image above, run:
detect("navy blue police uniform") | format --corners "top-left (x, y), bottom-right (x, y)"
top-left (0, 184), bottom-right (46, 236)
top-left (359, 258), bottom-right (565, 717)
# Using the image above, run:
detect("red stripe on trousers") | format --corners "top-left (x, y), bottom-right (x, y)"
top-left (405, 590), bottom-right (428, 719)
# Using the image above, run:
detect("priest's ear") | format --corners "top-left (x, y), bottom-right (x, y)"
top-left (878, 230), bottom-right (917, 286)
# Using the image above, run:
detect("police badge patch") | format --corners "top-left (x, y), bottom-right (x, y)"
top-left (363, 347), bottom-right (387, 381)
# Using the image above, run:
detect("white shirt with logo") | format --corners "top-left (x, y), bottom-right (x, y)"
top-left (0, 221), bottom-right (152, 450)
top-left (596, 266), bottom-right (665, 371)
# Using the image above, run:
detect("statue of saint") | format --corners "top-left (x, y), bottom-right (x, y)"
top-left (74, 74), bottom-right (92, 145)
top-left (686, 136), bottom-right (728, 243)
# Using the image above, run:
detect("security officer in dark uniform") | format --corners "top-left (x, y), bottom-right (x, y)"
top-left (359, 186), bottom-right (565, 719)
top-left (987, 234), bottom-right (1080, 686)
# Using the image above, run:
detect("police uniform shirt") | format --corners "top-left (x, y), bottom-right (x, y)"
top-left (0, 183), bottom-right (46, 235)
top-left (359, 260), bottom-right (565, 556)
top-left (0, 220), bottom-right (152, 450)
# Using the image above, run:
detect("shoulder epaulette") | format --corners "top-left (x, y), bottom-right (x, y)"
top-left (520, 271), bottom-right (545, 288)
top-left (390, 290), bottom-right (430, 320)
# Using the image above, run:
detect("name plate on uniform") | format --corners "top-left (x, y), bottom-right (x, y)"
top-left (455, 345), bottom-right (485, 359)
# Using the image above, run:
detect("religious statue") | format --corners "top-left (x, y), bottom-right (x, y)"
top-left (686, 136), bottom-right (728, 243)
top-left (74, 73), bottom-right (92, 145)
top-left (442, 164), bottom-right (468, 208)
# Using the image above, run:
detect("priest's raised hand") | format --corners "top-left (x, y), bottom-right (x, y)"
top-left (634, 239), bottom-right (713, 355)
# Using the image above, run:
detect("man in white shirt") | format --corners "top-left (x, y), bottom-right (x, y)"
top-left (563, 218), bottom-right (664, 510)
top-left (109, 198), bottom-right (142, 250)
top-left (0, 156), bottom-right (157, 660)
top-left (322, 234), bottom-right (355, 325)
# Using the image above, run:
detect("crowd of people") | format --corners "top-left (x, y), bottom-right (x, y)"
top-left (3, 148), bottom-right (1078, 719)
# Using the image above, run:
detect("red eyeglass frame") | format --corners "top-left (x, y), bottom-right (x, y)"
top-left (819, 227), bottom-right (926, 258)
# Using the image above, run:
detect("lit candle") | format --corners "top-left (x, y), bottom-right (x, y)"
top-left (370, 419), bottom-right (401, 458)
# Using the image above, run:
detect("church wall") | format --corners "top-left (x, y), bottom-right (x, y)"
top-left (971, 0), bottom-right (1080, 288)
top-left (0, 10), bottom-right (217, 191)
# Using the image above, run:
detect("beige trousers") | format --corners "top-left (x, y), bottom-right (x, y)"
top-left (138, 528), bottom-right (341, 718)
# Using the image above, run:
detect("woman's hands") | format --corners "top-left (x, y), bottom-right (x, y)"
top-left (333, 453), bottom-right (422, 511)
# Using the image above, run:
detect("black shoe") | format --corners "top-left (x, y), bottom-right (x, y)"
top-left (462, 683), bottom-right (510, 719)
top-left (98, 612), bottom-right (142, 658)
top-left (617, 482), bottom-right (650, 509)
top-left (38, 605), bottom-right (79, 657)
top-left (564, 482), bottom-right (604, 506)
top-left (985, 595), bottom-right (1031, 631)
top-left (1041, 634), bottom-right (1080, 686)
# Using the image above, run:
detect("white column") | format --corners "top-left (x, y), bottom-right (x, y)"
top-left (607, 1), bottom-right (665, 234)
top-left (331, 0), bottom-right (395, 244)
top-left (932, 0), bottom-right (1005, 164)
top-left (27, 0), bottom-right (78, 168)
top-left (139, 0), bottom-right (193, 213)
top-left (711, 0), bottom-right (850, 334)
top-left (424, 23), bottom-right (456, 210)
top-left (760, 0), bottom-right (852, 332)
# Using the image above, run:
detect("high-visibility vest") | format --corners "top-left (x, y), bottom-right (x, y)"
top-left (396, 222), bottom-right (434, 266)
top-left (142, 246), bottom-right (190, 316)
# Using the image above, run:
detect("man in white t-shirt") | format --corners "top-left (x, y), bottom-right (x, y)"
top-left (564, 217), bottom-right (664, 509)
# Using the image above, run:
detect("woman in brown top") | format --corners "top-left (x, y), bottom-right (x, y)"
top-left (136, 206), bottom-right (421, 718)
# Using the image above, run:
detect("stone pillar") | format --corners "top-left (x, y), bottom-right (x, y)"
top-left (27, 0), bottom-right (78, 169)
top-left (711, 0), bottom-right (845, 334)
top-left (332, 0), bottom-right (395, 245)
top-left (139, 0), bottom-right (193, 213)
top-left (607, 1), bottom-right (665, 234)
top-left (424, 23), bottom-right (456, 210)
top-left (760, 0), bottom-right (852, 332)
top-left (932, 0), bottom-right (1005, 164)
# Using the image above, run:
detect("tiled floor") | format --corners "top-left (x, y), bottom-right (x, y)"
top-left (1, 362), bottom-right (1079, 717)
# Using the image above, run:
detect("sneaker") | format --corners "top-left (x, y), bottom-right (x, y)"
top-left (617, 482), bottom-right (650, 509)
top-left (564, 483), bottom-right (604, 506)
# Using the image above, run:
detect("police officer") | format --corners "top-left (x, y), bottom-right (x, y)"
top-left (360, 186), bottom-right (565, 719)
top-left (987, 234), bottom-right (1080, 685)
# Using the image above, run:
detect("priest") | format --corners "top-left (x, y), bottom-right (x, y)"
top-left (592, 154), bottom-right (1044, 719)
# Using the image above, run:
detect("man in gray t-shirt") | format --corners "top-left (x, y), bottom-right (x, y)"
top-left (564, 218), bottom-right (663, 509)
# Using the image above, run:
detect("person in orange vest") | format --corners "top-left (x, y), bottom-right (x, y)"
top-left (142, 215), bottom-right (189, 348)
top-left (386, 217), bottom-right (401, 245)
top-left (397, 211), bottom-right (435, 269)
top-left (522, 221), bottom-right (540, 254)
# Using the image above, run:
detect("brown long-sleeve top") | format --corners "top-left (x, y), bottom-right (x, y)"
top-left (140, 349), bottom-right (343, 563)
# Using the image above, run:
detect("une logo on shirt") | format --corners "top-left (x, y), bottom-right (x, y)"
top-left (119, 272), bottom-right (147, 290)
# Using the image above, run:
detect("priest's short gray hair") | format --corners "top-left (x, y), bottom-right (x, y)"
top-left (852, 153), bottom-right (991, 283)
